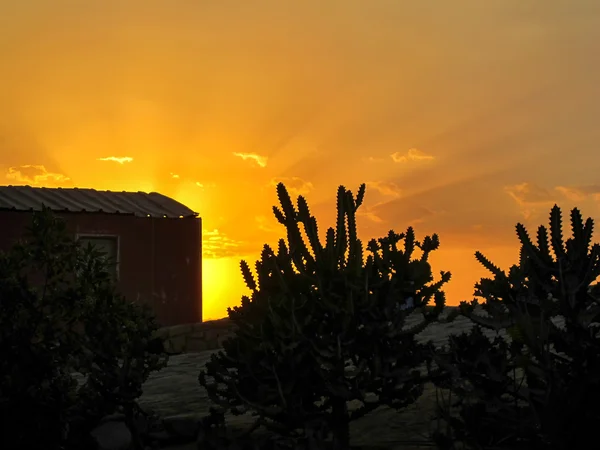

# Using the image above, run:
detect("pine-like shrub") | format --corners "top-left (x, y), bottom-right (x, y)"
top-left (431, 205), bottom-right (600, 450)
top-left (0, 207), bottom-right (168, 450)
top-left (199, 182), bottom-right (452, 450)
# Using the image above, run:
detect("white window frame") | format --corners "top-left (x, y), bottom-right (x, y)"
top-left (76, 234), bottom-right (121, 280)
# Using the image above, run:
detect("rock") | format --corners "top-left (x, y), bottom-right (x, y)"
top-left (162, 414), bottom-right (201, 441)
top-left (132, 407), bottom-right (165, 436)
top-left (143, 413), bottom-right (205, 447)
top-left (147, 429), bottom-right (174, 445)
top-left (99, 413), bottom-right (127, 424)
top-left (90, 420), bottom-right (133, 450)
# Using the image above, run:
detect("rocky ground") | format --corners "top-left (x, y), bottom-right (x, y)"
top-left (90, 306), bottom-right (562, 450)
top-left (133, 311), bottom-right (503, 450)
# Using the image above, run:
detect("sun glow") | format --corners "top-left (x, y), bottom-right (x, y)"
top-left (202, 257), bottom-right (249, 321)
top-left (4, 0), bottom-right (600, 321)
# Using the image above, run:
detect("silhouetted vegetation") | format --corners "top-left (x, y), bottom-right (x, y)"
top-left (197, 185), bottom-right (600, 450)
top-left (0, 207), bottom-right (168, 450)
top-left (431, 205), bottom-right (600, 449)
top-left (3, 186), bottom-right (599, 450)
top-left (199, 182), bottom-right (454, 450)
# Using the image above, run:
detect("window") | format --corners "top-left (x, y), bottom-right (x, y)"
top-left (77, 235), bottom-right (119, 280)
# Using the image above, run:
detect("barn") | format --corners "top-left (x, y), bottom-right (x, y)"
top-left (0, 185), bottom-right (202, 327)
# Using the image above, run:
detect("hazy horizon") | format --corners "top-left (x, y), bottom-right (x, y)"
top-left (2, 1), bottom-right (600, 320)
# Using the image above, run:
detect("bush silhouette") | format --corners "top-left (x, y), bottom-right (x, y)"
top-left (432, 205), bottom-right (600, 450)
top-left (199, 182), bottom-right (452, 450)
top-left (0, 207), bottom-right (168, 450)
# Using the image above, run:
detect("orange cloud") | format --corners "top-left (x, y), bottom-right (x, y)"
top-left (555, 185), bottom-right (600, 202)
top-left (360, 195), bottom-right (438, 228)
top-left (390, 148), bottom-right (435, 163)
top-left (269, 176), bottom-right (314, 196)
top-left (97, 156), bottom-right (133, 164)
top-left (367, 180), bottom-right (402, 197)
top-left (195, 181), bottom-right (216, 189)
top-left (356, 207), bottom-right (384, 224)
top-left (504, 182), bottom-right (556, 219)
top-left (233, 152), bottom-right (268, 168)
top-left (202, 229), bottom-right (247, 259)
top-left (4, 0), bottom-right (600, 319)
top-left (363, 156), bottom-right (386, 163)
top-left (5, 165), bottom-right (71, 185)
top-left (255, 215), bottom-right (280, 233)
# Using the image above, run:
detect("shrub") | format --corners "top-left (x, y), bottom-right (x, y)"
top-left (199, 182), bottom-right (452, 450)
top-left (431, 205), bottom-right (600, 449)
top-left (0, 207), bottom-right (168, 450)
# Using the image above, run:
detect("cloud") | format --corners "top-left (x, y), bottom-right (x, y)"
top-left (358, 198), bottom-right (435, 226)
top-left (3, 0), bottom-right (600, 314)
top-left (195, 181), bottom-right (216, 189)
top-left (391, 148), bottom-right (435, 164)
top-left (358, 174), bottom-right (521, 249)
top-left (356, 207), bottom-right (385, 224)
top-left (505, 182), bottom-right (554, 204)
top-left (270, 176), bottom-right (314, 196)
top-left (555, 184), bottom-right (600, 202)
top-left (233, 152), bottom-right (268, 168)
top-left (255, 215), bottom-right (280, 233)
top-left (5, 165), bottom-right (71, 185)
top-left (202, 228), bottom-right (247, 259)
top-left (505, 182), bottom-right (600, 222)
top-left (363, 156), bottom-right (386, 163)
top-left (504, 182), bottom-right (557, 219)
top-left (161, 171), bottom-right (214, 188)
top-left (367, 180), bottom-right (402, 197)
top-left (97, 156), bottom-right (133, 164)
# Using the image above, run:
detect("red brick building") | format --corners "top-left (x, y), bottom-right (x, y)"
top-left (0, 185), bottom-right (202, 326)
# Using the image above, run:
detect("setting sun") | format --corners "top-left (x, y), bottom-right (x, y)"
top-left (2, 1), bottom-right (600, 320)
top-left (201, 256), bottom-right (250, 321)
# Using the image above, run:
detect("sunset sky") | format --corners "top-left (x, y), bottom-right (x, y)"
top-left (2, 1), bottom-right (600, 320)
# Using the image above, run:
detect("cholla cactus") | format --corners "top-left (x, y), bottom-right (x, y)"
top-left (199, 182), bottom-right (451, 450)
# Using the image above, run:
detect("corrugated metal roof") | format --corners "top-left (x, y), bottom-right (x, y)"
top-left (0, 185), bottom-right (199, 218)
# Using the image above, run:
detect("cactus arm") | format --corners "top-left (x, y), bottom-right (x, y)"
top-left (549, 204), bottom-right (567, 260)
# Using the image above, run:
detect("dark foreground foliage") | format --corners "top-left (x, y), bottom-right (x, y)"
top-left (432, 204), bottom-right (600, 450)
top-left (6, 190), bottom-right (596, 450)
top-left (0, 207), bottom-right (168, 450)
top-left (199, 182), bottom-right (453, 450)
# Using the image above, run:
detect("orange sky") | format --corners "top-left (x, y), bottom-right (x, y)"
top-left (2, 1), bottom-right (600, 320)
